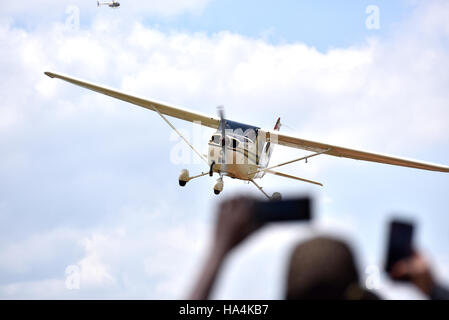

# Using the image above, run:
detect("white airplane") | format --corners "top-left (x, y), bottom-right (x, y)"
top-left (44, 71), bottom-right (449, 199)
top-left (97, 1), bottom-right (120, 8)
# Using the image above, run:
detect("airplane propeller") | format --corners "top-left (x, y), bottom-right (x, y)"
top-left (217, 105), bottom-right (227, 177)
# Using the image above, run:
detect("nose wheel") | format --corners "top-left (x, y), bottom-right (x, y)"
top-left (213, 177), bottom-right (223, 195)
top-left (271, 192), bottom-right (282, 201)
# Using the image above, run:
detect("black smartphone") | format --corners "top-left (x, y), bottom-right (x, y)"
top-left (385, 219), bottom-right (415, 275)
top-left (253, 197), bottom-right (312, 224)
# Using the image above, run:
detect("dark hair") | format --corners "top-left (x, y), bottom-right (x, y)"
top-left (285, 236), bottom-right (378, 300)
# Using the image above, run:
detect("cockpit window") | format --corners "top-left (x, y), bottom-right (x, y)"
top-left (210, 134), bottom-right (221, 145)
top-left (210, 134), bottom-right (240, 149)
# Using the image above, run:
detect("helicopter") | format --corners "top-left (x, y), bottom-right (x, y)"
top-left (97, 1), bottom-right (120, 8)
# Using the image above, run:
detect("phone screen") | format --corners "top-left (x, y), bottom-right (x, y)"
top-left (385, 220), bottom-right (414, 274)
top-left (253, 198), bottom-right (312, 223)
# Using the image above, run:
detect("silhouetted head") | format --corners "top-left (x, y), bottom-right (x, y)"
top-left (285, 236), bottom-right (377, 300)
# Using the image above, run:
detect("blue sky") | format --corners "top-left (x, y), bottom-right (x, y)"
top-left (0, 0), bottom-right (448, 299)
top-left (147, 0), bottom-right (410, 50)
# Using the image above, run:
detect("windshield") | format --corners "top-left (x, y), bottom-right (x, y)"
top-left (222, 119), bottom-right (259, 142)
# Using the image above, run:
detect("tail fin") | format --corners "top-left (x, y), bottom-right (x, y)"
top-left (273, 117), bottom-right (281, 131)
top-left (260, 117), bottom-right (281, 167)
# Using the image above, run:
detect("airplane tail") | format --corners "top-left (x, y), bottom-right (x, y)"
top-left (273, 117), bottom-right (281, 132)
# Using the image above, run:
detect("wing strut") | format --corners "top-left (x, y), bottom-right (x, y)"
top-left (250, 179), bottom-right (271, 200)
top-left (265, 170), bottom-right (323, 186)
top-left (252, 148), bottom-right (331, 175)
top-left (152, 105), bottom-right (209, 165)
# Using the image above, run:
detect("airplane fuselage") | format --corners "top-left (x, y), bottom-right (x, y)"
top-left (208, 140), bottom-right (261, 180)
top-left (207, 120), bottom-right (271, 180)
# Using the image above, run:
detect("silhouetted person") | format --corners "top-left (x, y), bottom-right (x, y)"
top-left (286, 237), bottom-right (378, 300)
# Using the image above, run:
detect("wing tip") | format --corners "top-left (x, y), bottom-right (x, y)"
top-left (44, 71), bottom-right (55, 78)
top-left (429, 165), bottom-right (449, 172)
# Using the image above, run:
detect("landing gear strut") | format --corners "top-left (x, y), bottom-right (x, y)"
top-left (209, 161), bottom-right (215, 177)
top-left (250, 179), bottom-right (282, 201)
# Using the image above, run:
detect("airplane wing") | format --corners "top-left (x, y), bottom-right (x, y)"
top-left (263, 130), bottom-right (449, 173)
top-left (44, 71), bottom-right (220, 129)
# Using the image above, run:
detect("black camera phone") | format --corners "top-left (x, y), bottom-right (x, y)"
top-left (253, 197), bottom-right (312, 224)
top-left (385, 219), bottom-right (415, 277)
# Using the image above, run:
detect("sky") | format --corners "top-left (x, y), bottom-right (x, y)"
top-left (0, 0), bottom-right (448, 299)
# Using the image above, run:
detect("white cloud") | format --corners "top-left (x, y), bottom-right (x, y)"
top-left (77, 233), bottom-right (116, 288)
top-left (0, 204), bottom-right (209, 299)
top-left (0, 278), bottom-right (67, 299)
top-left (3, 4), bottom-right (448, 153)
top-left (0, 228), bottom-right (83, 275)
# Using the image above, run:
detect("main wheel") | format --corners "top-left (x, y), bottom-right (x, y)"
top-left (179, 180), bottom-right (187, 187)
top-left (214, 189), bottom-right (221, 195)
top-left (271, 192), bottom-right (282, 201)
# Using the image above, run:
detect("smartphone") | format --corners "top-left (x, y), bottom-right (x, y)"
top-left (253, 197), bottom-right (312, 224)
top-left (385, 219), bottom-right (415, 275)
